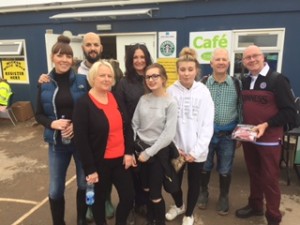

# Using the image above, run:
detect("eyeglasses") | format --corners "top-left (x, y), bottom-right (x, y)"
top-left (243, 53), bottom-right (262, 61)
top-left (130, 42), bottom-right (146, 46)
top-left (145, 74), bottom-right (161, 81)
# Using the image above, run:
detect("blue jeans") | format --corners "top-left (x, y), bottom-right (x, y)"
top-left (203, 133), bottom-right (236, 175)
top-left (48, 143), bottom-right (86, 199)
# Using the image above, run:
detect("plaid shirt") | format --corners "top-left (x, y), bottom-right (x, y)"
top-left (206, 75), bottom-right (242, 126)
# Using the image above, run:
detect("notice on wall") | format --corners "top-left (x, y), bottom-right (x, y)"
top-left (1, 59), bottom-right (29, 84)
top-left (157, 58), bottom-right (178, 87)
top-left (158, 31), bottom-right (177, 58)
top-left (189, 30), bottom-right (232, 64)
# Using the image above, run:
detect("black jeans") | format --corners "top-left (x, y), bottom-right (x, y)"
top-left (171, 162), bottom-right (204, 216)
top-left (92, 157), bottom-right (134, 225)
top-left (139, 156), bottom-right (164, 200)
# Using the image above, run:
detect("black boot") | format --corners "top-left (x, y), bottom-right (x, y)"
top-left (77, 189), bottom-right (88, 225)
top-left (152, 199), bottom-right (165, 225)
top-left (198, 171), bottom-right (211, 209)
top-left (217, 174), bottom-right (231, 215)
top-left (49, 197), bottom-right (66, 225)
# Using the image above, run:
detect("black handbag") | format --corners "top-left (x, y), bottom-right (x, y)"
top-left (134, 137), bottom-right (150, 157)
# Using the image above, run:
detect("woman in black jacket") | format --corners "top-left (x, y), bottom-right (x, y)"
top-left (114, 44), bottom-right (153, 222)
top-left (73, 60), bottom-right (134, 225)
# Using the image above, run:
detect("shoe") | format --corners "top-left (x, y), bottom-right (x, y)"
top-left (105, 200), bottom-right (115, 219)
top-left (197, 191), bottom-right (209, 209)
top-left (126, 208), bottom-right (135, 225)
top-left (217, 196), bottom-right (229, 216)
top-left (235, 205), bottom-right (264, 218)
top-left (165, 204), bottom-right (185, 221)
top-left (182, 215), bottom-right (194, 225)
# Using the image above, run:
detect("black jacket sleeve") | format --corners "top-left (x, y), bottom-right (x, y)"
top-left (73, 95), bottom-right (98, 176)
top-left (268, 73), bottom-right (297, 127)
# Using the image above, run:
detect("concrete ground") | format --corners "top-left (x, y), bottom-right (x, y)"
top-left (0, 117), bottom-right (300, 225)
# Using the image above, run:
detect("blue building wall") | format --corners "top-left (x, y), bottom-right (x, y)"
top-left (0, 0), bottom-right (299, 108)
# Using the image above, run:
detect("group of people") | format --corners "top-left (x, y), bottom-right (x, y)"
top-left (35, 31), bottom-right (296, 225)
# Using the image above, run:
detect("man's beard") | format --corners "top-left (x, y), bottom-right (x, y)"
top-left (84, 51), bottom-right (101, 64)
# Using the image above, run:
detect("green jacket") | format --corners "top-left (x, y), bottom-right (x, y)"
top-left (0, 80), bottom-right (12, 106)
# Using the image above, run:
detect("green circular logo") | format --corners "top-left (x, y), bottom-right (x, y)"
top-left (160, 41), bottom-right (175, 57)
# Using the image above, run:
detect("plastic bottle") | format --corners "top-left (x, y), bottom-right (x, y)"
top-left (86, 183), bottom-right (95, 205)
top-left (61, 115), bottom-right (71, 145)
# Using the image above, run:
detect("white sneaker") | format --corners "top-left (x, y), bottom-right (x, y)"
top-left (165, 204), bottom-right (185, 221)
top-left (182, 215), bottom-right (194, 225)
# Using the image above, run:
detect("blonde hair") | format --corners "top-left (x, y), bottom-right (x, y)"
top-left (87, 60), bottom-right (115, 87)
top-left (176, 47), bottom-right (200, 75)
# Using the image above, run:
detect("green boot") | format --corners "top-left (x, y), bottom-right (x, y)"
top-left (105, 199), bottom-right (115, 219)
top-left (85, 207), bottom-right (94, 223)
top-left (105, 183), bottom-right (115, 219)
top-left (217, 174), bottom-right (231, 215)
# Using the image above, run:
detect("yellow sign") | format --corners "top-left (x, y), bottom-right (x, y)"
top-left (157, 58), bottom-right (178, 87)
top-left (1, 59), bottom-right (29, 84)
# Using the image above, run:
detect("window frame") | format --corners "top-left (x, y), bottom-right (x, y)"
top-left (229, 28), bottom-right (285, 76)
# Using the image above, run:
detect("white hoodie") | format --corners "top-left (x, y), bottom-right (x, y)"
top-left (167, 80), bottom-right (214, 162)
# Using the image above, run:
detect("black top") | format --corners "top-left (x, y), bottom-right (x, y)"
top-left (113, 74), bottom-right (145, 120)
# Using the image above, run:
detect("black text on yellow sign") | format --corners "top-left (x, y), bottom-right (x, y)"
top-left (1, 59), bottom-right (29, 83)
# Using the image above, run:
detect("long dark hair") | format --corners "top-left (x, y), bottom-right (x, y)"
top-left (125, 44), bottom-right (152, 81)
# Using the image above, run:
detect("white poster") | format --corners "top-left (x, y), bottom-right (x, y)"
top-left (158, 31), bottom-right (177, 58)
top-left (189, 30), bottom-right (232, 64)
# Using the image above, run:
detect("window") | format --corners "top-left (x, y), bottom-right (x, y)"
top-left (230, 28), bottom-right (285, 78)
top-left (0, 41), bottom-right (23, 55)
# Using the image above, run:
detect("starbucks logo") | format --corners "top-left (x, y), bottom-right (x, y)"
top-left (160, 41), bottom-right (175, 56)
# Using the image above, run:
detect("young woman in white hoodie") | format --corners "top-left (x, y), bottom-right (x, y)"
top-left (166, 47), bottom-right (214, 225)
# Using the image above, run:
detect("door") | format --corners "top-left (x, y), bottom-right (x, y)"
top-left (45, 32), bottom-right (84, 72)
top-left (116, 33), bottom-right (157, 72)
top-left (45, 32), bottom-right (157, 73)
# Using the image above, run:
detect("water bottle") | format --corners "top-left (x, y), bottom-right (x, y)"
top-left (86, 183), bottom-right (95, 205)
top-left (61, 115), bottom-right (71, 145)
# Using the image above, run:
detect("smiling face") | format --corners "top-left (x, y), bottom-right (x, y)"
top-left (133, 49), bottom-right (147, 75)
top-left (242, 45), bottom-right (265, 76)
top-left (92, 64), bottom-right (115, 92)
top-left (82, 32), bottom-right (102, 64)
top-left (210, 48), bottom-right (230, 77)
top-left (145, 67), bottom-right (165, 92)
top-left (51, 51), bottom-right (73, 74)
top-left (177, 61), bottom-right (198, 89)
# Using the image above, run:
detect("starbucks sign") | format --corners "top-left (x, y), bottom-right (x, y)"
top-left (160, 40), bottom-right (175, 57)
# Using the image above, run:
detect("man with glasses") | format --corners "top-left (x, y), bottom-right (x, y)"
top-left (235, 45), bottom-right (296, 225)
